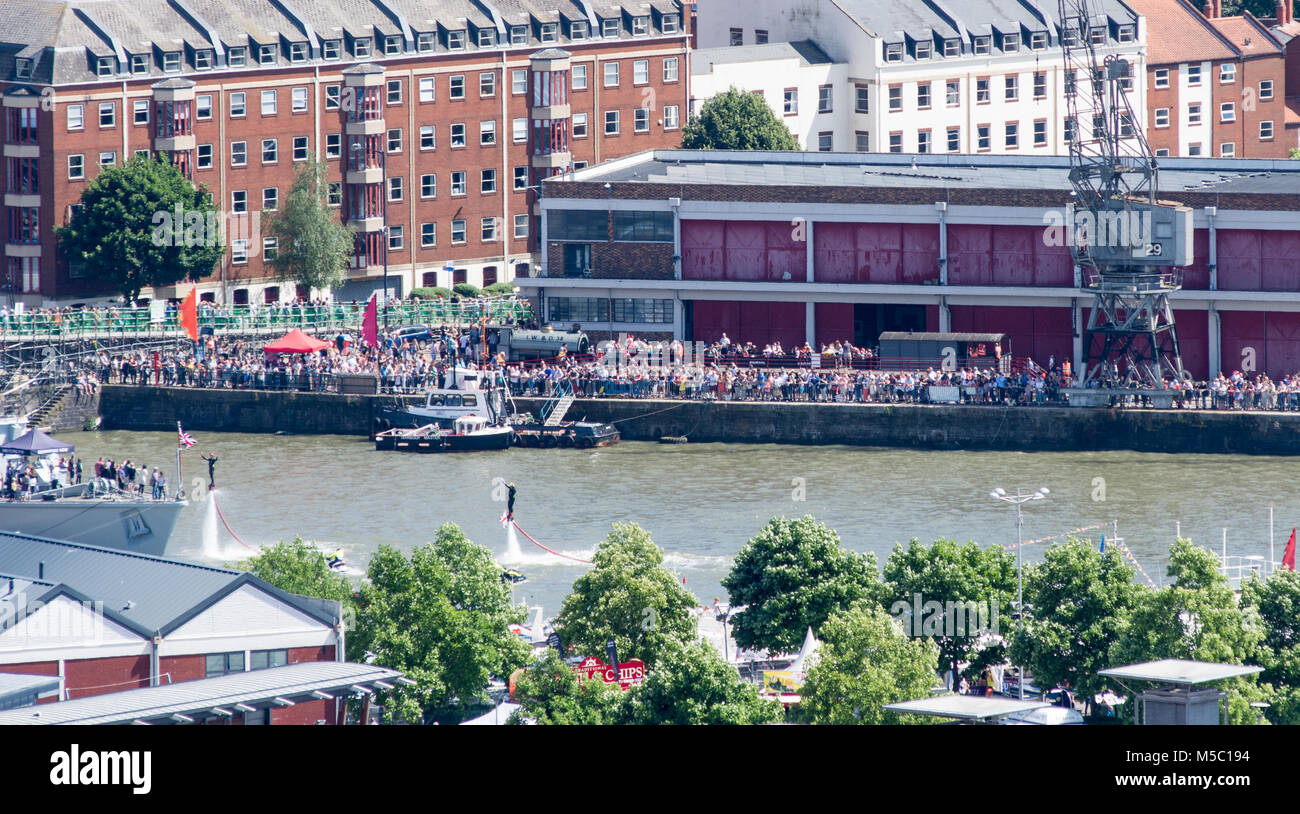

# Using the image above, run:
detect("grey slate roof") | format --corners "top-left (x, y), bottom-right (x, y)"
top-left (0, 661), bottom-right (403, 724)
top-left (562, 150), bottom-right (1300, 199)
top-left (692, 40), bottom-right (837, 73)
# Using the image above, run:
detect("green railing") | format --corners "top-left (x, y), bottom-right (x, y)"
top-left (0, 298), bottom-right (532, 341)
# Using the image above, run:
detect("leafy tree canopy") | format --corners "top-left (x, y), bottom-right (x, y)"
top-left (264, 157), bottom-right (354, 294)
top-left (234, 535), bottom-right (354, 605)
top-left (1242, 570), bottom-right (1300, 687)
top-left (57, 154), bottom-right (223, 301)
top-left (723, 515), bottom-right (884, 653)
top-left (614, 639), bottom-right (783, 725)
top-left (509, 650), bottom-right (622, 725)
top-left (681, 87), bottom-right (799, 151)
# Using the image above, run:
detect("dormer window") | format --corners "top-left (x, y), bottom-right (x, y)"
top-left (944, 38), bottom-right (961, 56)
top-left (1090, 26), bottom-right (1105, 44)
top-left (601, 18), bottom-right (619, 37)
top-left (447, 29), bottom-right (466, 50)
top-left (353, 37), bottom-right (372, 57)
top-left (195, 49), bottom-right (214, 69)
top-left (289, 42), bottom-right (308, 62)
top-left (1030, 31), bottom-right (1047, 50)
top-left (571, 20), bottom-right (589, 40)
top-left (384, 35), bottom-right (402, 54)
top-left (973, 36), bottom-right (990, 55)
top-left (885, 42), bottom-right (903, 62)
top-left (258, 43), bottom-right (276, 64)
top-left (632, 16), bottom-right (649, 36)
top-left (96, 55), bottom-right (115, 76)
top-left (914, 39), bottom-right (931, 59)
top-left (163, 51), bottom-right (181, 72)
top-left (1062, 26), bottom-right (1079, 46)
top-left (662, 14), bottom-right (680, 34)
top-left (1002, 33), bottom-right (1019, 52)
top-left (1117, 25), bottom-right (1134, 43)
top-left (228, 47), bottom-right (247, 67)
top-left (540, 22), bottom-right (558, 43)
top-left (511, 25), bottom-right (528, 45)
top-left (323, 40), bottom-right (341, 59)
top-left (14, 58), bottom-right (33, 79)
top-left (416, 32), bottom-right (435, 52)
top-left (478, 27), bottom-right (496, 47)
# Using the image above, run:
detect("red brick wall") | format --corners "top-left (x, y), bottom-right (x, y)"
top-left (270, 698), bottom-right (336, 726)
top-left (288, 645), bottom-right (335, 664)
top-left (159, 653), bottom-right (206, 684)
top-left (1147, 65), bottom-right (1180, 156)
top-left (63, 654), bottom-right (151, 699)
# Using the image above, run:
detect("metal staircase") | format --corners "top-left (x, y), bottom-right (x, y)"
top-left (540, 379), bottom-right (575, 426)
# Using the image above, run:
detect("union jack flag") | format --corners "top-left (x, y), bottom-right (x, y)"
top-left (177, 422), bottom-right (196, 448)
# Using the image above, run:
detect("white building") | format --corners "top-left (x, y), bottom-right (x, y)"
top-left (692, 0), bottom-right (1148, 155)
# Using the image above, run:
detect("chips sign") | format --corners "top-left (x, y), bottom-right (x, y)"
top-left (573, 656), bottom-right (646, 690)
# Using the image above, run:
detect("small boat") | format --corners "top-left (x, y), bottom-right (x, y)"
top-left (374, 415), bottom-right (513, 453)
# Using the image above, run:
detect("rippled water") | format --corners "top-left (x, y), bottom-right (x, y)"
top-left (62, 430), bottom-right (1300, 613)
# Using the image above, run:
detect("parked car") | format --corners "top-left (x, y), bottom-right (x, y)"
top-left (392, 324), bottom-right (433, 346)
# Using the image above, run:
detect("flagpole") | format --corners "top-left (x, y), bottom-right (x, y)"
top-left (1270, 503), bottom-right (1275, 575)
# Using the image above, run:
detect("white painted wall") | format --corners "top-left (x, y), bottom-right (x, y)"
top-left (1178, 61), bottom-right (1214, 156)
top-left (691, 56), bottom-right (849, 150)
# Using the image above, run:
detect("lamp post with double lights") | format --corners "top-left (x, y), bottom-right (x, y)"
top-left (988, 485), bottom-right (1049, 700)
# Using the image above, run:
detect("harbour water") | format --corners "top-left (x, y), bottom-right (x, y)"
top-left (62, 430), bottom-right (1300, 613)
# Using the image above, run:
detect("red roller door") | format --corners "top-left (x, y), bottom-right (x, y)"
top-left (813, 222), bottom-right (858, 283)
top-left (1035, 232), bottom-right (1074, 287)
top-left (765, 221), bottom-right (805, 282)
top-left (724, 222), bottom-right (767, 281)
top-left (691, 300), bottom-right (739, 344)
top-left (901, 224), bottom-right (940, 284)
top-left (991, 225), bottom-right (1036, 286)
top-left (815, 303), bottom-right (854, 348)
top-left (681, 220), bottom-right (726, 281)
top-left (1261, 231), bottom-right (1300, 292)
top-left (1172, 310), bottom-right (1208, 381)
top-left (1219, 311), bottom-right (1265, 375)
top-left (1217, 230), bottom-right (1262, 291)
top-left (1180, 230), bottom-right (1211, 290)
top-left (947, 224), bottom-right (992, 285)
top-left (1265, 313), bottom-right (1300, 376)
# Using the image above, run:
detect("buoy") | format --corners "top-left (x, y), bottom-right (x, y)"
top-left (659, 436), bottom-right (688, 444)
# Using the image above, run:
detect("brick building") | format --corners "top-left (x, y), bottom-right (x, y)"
top-left (0, 0), bottom-right (689, 307)
top-left (1129, 0), bottom-right (1290, 159)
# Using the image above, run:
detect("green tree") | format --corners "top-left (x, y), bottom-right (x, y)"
top-left (234, 535), bottom-right (353, 605)
top-left (57, 154), bottom-right (223, 301)
top-left (509, 650), bottom-right (622, 725)
top-left (799, 602), bottom-right (940, 725)
top-left (264, 157), bottom-right (354, 294)
top-left (681, 87), bottom-right (799, 151)
top-left (723, 516), bottom-right (884, 653)
top-left (1242, 570), bottom-right (1300, 688)
top-left (614, 639), bottom-right (783, 725)
top-left (1222, 0), bottom-right (1293, 19)
top-left (552, 523), bottom-right (698, 668)
top-left (1009, 540), bottom-right (1144, 703)
top-left (883, 538), bottom-right (1017, 681)
top-left (352, 525), bottom-right (529, 723)
top-left (1289, 148), bottom-right (1300, 160)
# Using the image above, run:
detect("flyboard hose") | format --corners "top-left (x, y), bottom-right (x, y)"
top-left (512, 520), bottom-right (591, 564)
top-left (211, 492), bottom-right (256, 550)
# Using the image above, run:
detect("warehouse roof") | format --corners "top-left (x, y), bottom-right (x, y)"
top-left (0, 662), bottom-right (406, 725)
top-left (0, 672), bottom-right (61, 709)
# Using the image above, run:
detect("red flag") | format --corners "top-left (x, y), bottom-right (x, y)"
top-left (180, 288), bottom-right (198, 341)
top-left (362, 294), bottom-right (378, 348)
top-left (1284, 528), bottom-right (1296, 572)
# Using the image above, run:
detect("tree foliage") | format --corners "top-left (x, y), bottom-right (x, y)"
top-left (614, 639), bottom-right (783, 725)
top-left (1222, 0), bottom-right (1294, 19)
top-left (351, 525), bottom-right (528, 723)
top-left (509, 650), bottom-right (622, 725)
top-left (1009, 540), bottom-right (1143, 700)
top-left (883, 538), bottom-right (1017, 680)
top-left (799, 602), bottom-right (940, 725)
top-left (235, 535), bottom-right (354, 604)
top-left (1242, 570), bottom-right (1300, 687)
top-left (264, 157), bottom-right (354, 294)
top-left (723, 516), bottom-right (884, 653)
top-left (681, 87), bottom-right (799, 151)
top-left (57, 154), bottom-right (223, 301)
top-left (553, 523), bottom-right (698, 667)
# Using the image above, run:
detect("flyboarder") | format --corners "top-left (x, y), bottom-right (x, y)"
top-left (507, 482), bottom-right (517, 520)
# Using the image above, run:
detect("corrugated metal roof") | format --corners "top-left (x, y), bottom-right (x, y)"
top-left (0, 662), bottom-right (404, 725)
top-left (1099, 659), bottom-right (1264, 685)
top-left (0, 672), bottom-right (61, 703)
top-left (883, 695), bottom-right (1050, 720)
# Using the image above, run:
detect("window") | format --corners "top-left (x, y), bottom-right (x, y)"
top-left (133, 149), bottom-right (150, 160)
top-left (206, 653), bottom-right (244, 678)
top-left (261, 90), bottom-right (277, 116)
top-left (228, 47), bottom-right (247, 67)
top-left (730, 28), bottom-right (743, 46)
top-left (196, 95), bottom-right (212, 120)
top-left (856, 84), bottom-right (870, 113)
top-left (512, 118), bottom-right (528, 143)
top-left (1188, 142), bottom-right (1203, 156)
top-left (634, 60), bottom-right (649, 85)
top-left (1154, 69), bottom-right (1169, 89)
top-left (388, 176), bottom-right (403, 201)
top-left (784, 88), bottom-right (799, 115)
top-left (1221, 142), bottom-right (1236, 158)
top-left (946, 80), bottom-right (959, 106)
top-left (232, 190), bottom-right (247, 213)
top-left (1260, 120), bottom-right (1274, 139)
top-left (421, 222), bottom-right (437, 247)
top-left (482, 217), bottom-right (498, 242)
top-left (1064, 117), bottom-right (1076, 144)
top-left (1031, 30), bottom-right (1047, 50)
top-left (480, 72), bottom-right (496, 98)
top-left (231, 240), bottom-right (249, 264)
top-left (447, 30), bottom-right (466, 50)
top-left (888, 132), bottom-right (902, 153)
top-left (417, 32), bottom-right (434, 52)
top-left (388, 225), bottom-right (403, 250)
top-left (944, 38), bottom-right (961, 57)
top-left (917, 82), bottom-right (931, 109)
top-left (1089, 26), bottom-right (1105, 44)
top-left (1118, 25), bottom-right (1135, 42)
top-left (13, 58), bottom-right (32, 79)
top-left (1092, 113), bottom-right (1105, 136)
top-left (481, 168), bottom-right (496, 193)
top-left (451, 171), bottom-right (466, 196)
top-left (976, 77), bottom-right (989, 103)
top-left (947, 126), bottom-right (960, 152)
top-left (977, 124), bottom-right (990, 151)
top-left (99, 102), bottom-right (115, 127)
top-left (514, 166), bottom-right (528, 190)
top-left (419, 77), bottom-right (435, 103)
top-left (604, 62), bottom-right (619, 87)
top-left (1220, 102), bottom-right (1235, 123)
top-left (605, 110), bottom-right (620, 134)
top-left (1002, 33), bottom-right (1019, 53)
top-left (450, 75), bottom-right (465, 100)
top-left (1005, 122), bottom-right (1019, 149)
top-left (162, 52), bottom-right (180, 72)
top-left (450, 123), bottom-right (465, 148)
top-left (915, 40), bottom-right (932, 59)
top-left (327, 183), bottom-right (342, 206)
top-left (383, 35), bottom-right (402, 55)
top-left (818, 131), bottom-right (833, 151)
top-left (664, 57), bottom-right (679, 83)
top-left (573, 64), bottom-right (588, 90)
top-left (452, 219), bottom-right (466, 243)
top-left (480, 120), bottom-right (496, 145)
top-left (263, 187), bottom-right (278, 210)
top-left (1188, 103), bottom-right (1202, 125)
top-left (387, 128), bottom-right (402, 152)
top-left (664, 105), bottom-right (679, 130)
top-left (479, 28), bottom-right (497, 47)
top-left (1220, 63), bottom-right (1235, 83)
top-left (888, 85), bottom-right (901, 112)
top-left (230, 92), bottom-right (246, 117)
top-left (510, 25), bottom-right (528, 45)
top-left (68, 154), bottom-right (84, 180)
top-left (421, 173), bottom-right (437, 198)
top-left (885, 43), bottom-right (903, 62)
top-left (1065, 71), bottom-right (1077, 96)
top-left (632, 16), bottom-right (649, 36)
top-left (1033, 119), bottom-right (1047, 147)
top-left (1154, 148), bottom-right (1170, 157)
top-left (249, 650), bottom-right (287, 671)
top-left (326, 134), bottom-right (341, 158)
top-left (514, 214), bottom-right (529, 239)
top-left (262, 138), bottom-right (277, 163)
top-left (917, 130), bottom-right (930, 153)
top-left (1260, 80), bottom-right (1273, 100)
top-left (1033, 72), bottom-right (1046, 100)
top-left (133, 100), bottom-right (149, 126)
top-left (293, 136), bottom-right (308, 161)
top-left (68, 104), bottom-right (84, 131)
top-left (634, 108), bottom-right (650, 133)
top-left (1187, 64), bottom-right (1201, 85)
top-left (231, 141), bottom-right (247, 166)
top-left (973, 36), bottom-right (990, 55)
top-left (289, 87), bottom-right (307, 114)
top-left (197, 144), bottom-right (213, 169)
top-left (573, 113), bottom-right (588, 137)
top-left (1155, 108), bottom-right (1170, 127)
top-left (323, 40), bottom-right (341, 60)
top-left (258, 43), bottom-right (276, 64)
top-left (572, 20), bottom-right (590, 40)
top-left (855, 131), bottom-right (870, 152)
top-left (1005, 74), bottom-right (1018, 102)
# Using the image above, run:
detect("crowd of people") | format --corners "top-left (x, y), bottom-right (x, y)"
top-left (2, 456), bottom-right (174, 500)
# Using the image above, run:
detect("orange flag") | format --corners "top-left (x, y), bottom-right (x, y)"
top-left (180, 288), bottom-right (198, 341)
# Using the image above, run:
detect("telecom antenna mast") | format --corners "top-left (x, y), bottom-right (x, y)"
top-left (1059, 0), bottom-right (1193, 387)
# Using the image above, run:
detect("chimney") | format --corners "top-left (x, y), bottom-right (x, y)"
top-left (1280, 0), bottom-right (1294, 26)
top-left (38, 561), bottom-right (44, 580)
top-left (1214, 0), bottom-right (1222, 17)
top-left (1203, 2), bottom-right (1214, 18)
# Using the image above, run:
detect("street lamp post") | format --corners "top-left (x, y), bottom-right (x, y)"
top-left (988, 485), bottom-right (1049, 700)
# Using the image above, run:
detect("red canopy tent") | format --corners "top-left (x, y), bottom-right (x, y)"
top-left (263, 328), bottom-right (332, 355)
